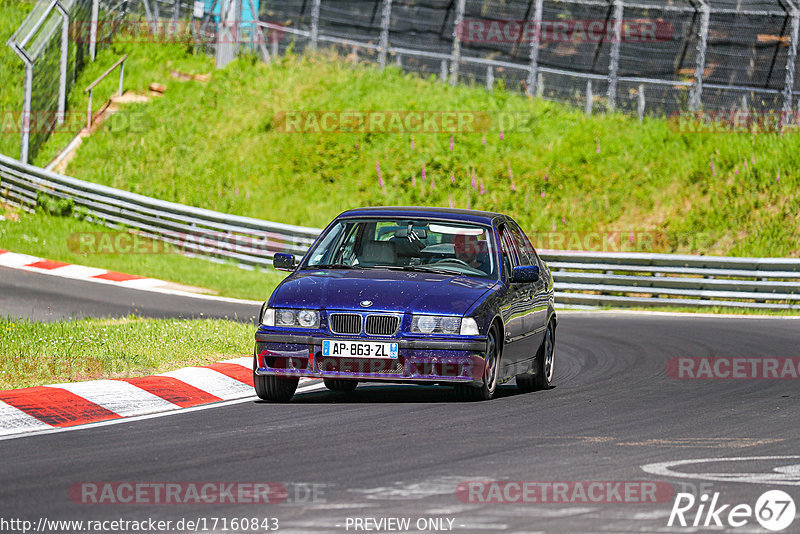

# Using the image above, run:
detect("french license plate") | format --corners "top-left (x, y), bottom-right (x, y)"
top-left (322, 340), bottom-right (399, 359)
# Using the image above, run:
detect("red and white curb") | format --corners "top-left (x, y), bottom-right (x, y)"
top-left (0, 249), bottom-right (260, 304)
top-left (0, 357), bottom-right (317, 438)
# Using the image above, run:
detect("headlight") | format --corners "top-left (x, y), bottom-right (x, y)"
top-left (262, 308), bottom-right (320, 328)
top-left (411, 315), bottom-right (462, 335)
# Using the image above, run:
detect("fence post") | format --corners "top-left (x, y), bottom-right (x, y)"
top-left (58, 2), bottom-right (69, 125)
top-left (310, 0), bottom-right (321, 49)
top-left (690, 1), bottom-right (710, 112)
top-left (245, 0), bottom-right (270, 62)
top-left (90, 0), bottom-right (99, 60)
top-left (216, 0), bottom-right (238, 67)
top-left (119, 59), bottom-right (125, 96)
top-left (782, 7), bottom-right (799, 117)
top-left (526, 0), bottom-right (544, 96)
top-left (585, 80), bottom-right (593, 115)
top-left (606, 0), bottom-right (623, 111)
top-left (378, 0), bottom-right (392, 68)
top-left (448, 0), bottom-right (466, 85)
top-left (171, 0), bottom-right (180, 39)
top-left (21, 64), bottom-right (32, 164)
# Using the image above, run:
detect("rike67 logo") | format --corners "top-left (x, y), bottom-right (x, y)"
top-left (668, 490), bottom-right (796, 531)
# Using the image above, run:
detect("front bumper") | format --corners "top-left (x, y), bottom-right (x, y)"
top-left (254, 333), bottom-right (488, 384)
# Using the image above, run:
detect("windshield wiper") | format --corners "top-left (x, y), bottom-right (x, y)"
top-left (306, 263), bottom-right (363, 270)
top-left (402, 265), bottom-right (461, 276)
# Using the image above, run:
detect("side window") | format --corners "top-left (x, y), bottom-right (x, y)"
top-left (498, 225), bottom-right (520, 277)
top-left (508, 222), bottom-right (537, 267)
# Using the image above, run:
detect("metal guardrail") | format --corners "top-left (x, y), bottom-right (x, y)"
top-left (1, 153), bottom-right (799, 310)
top-left (0, 153), bottom-right (320, 267)
top-left (542, 251), bottom-right (800, 310)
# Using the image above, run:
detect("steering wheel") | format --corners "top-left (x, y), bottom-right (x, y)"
top-left (435, 258), bottom-right (473, 268)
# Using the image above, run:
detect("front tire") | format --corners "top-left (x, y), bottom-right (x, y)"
top-left (323, 378), bottom-right (358, 392)
top-left (533, 320), bottom-right (555, 390)
top-left (254, 357), bottom-right (299, 402)
top-left (455, 326), bottom-right (500, 401)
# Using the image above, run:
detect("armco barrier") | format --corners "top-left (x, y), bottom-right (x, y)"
top-left (2, 153), bottom-right (799, 310)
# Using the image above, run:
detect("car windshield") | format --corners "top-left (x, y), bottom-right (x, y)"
top-left (303, 218), bottom-right (497, 279)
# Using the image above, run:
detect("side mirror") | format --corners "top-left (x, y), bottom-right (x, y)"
top-left (273, 253), bottom-right (296, 271)
top-left (510, 264), bottom-right (540, 283)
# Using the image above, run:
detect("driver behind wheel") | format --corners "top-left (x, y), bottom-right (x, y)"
top-left (453, 233), bottom-right (490, 274)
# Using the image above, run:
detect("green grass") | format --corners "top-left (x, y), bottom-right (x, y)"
top-left (32, 37), bottom-right (214, 165)
top-left (0, 315), bottom-right (253, 389)
top-left (28, 49), bottom-right (797, 258)
top-left (0, 204), bottom-right (286, 301)
top-left (0, 0), bottom-right (35, 158)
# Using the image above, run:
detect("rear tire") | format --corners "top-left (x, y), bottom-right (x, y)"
top-left (323, 378), bottom-right (358, 392)
top-left (533, 320), bottom-right (555, 390)
top-left (455, 326), bottom-right (500, 401)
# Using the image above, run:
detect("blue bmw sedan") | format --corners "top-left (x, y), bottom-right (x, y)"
top-left (254, 207), bottom-right (556, 401)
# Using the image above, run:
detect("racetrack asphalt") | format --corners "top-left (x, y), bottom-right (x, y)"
top-left (1, 267), bottom-right (799, 533)
top-left (0, 265), bottom-right (261, 323)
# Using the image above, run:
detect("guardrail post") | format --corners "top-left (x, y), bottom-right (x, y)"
top-left (378, 0), bottom-right (392, 68)
top-left (487, 66), bottom-right (494, 91)
top-left (782, 7), bottom-right (799, 118)
top-left (638, 84), bottom-right (645, 120)
top-left (440, 59), bottom-right (448, 82)
top-left (448, 0), bottom-right (466, 85)
top-left (309, 0), bottom-right (321, 49)
top-left (689, 2), bottom-right (710, 112)
top-left (526, 0), bottom-right (544, 96)
top-left (90, 0), bottom-right (99, 61)
top-left (606, 0), bottom-right (623, 111)
top-left (585, 80), bottom-right (593, 114)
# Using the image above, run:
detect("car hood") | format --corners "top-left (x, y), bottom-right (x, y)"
top-left (271, 269), bottom-right (497, 316)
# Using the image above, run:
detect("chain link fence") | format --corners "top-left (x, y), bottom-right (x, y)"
top-left (7, 0), bottom-right (800, 164)
top-left (254, 0), bottom-right (800, 119)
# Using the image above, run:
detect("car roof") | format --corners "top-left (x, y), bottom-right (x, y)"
top-left (337, 206), bottom-right (507, 226)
